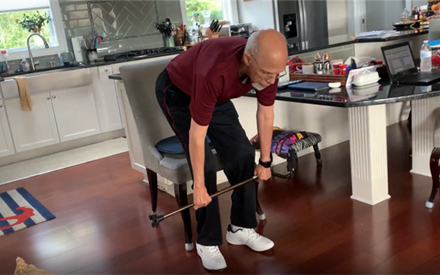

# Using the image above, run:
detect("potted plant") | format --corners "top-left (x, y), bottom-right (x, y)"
top-left (15, 11), bottom-right (51, 33)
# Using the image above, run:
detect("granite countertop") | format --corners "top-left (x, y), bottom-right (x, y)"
top-left (245, 79), bottom-right (440, 108)
top-left (0, 50), bottom-right (184, 79)
top-left (110, 70), bottom-right (440, 108)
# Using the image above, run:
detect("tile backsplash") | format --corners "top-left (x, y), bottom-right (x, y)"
top-left (89, 0), bottom-right (158, 40)
top-left (59, 0), bottom-right (183, 56)
top-left (0, 0), bottom-right (183, 73)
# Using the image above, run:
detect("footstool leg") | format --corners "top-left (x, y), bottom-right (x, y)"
top-left (313, 145), bottom-right (322, 163)
top-left (287, 150), bottom-right (297, 178)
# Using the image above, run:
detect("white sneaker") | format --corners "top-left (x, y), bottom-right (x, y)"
top-left (226, 224), bottom-right (274, 252)
top-left (196, 243), bottom-right (227, 271)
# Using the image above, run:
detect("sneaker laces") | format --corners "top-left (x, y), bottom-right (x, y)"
top-left (242, 228), bottom-right (262, 242)
top-left (206, 246), bottom-right (222, 258)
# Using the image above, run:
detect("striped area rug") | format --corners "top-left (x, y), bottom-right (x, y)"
top-left (0, 187), bottom-right (55, 236)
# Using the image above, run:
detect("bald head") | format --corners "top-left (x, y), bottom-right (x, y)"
top-left (245, 29), bottom-right (288, 64)
top-left (242, 29), bottom-right (288, 89)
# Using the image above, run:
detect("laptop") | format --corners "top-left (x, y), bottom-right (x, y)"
top-left (381, 42), bottom-right (440, 85)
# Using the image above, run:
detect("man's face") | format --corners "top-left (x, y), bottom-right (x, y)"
top-left (244, 53), bottom-right (287, 91)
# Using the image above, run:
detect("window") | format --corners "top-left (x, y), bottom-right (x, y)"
top-left (180, 0), bottom-right (238, 26)
top-left (185, 0), bottom-right (224, 25)
top-left (0, 0), bottom-right (67, 60)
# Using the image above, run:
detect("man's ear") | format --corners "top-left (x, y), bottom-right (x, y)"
top-left (243, 53), bottom-right (252, 66)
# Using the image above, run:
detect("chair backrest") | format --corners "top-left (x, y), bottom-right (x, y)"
top-left (119, 55), bottom-right (176, 173)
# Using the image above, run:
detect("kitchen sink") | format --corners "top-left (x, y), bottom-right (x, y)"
top-left (0, 66), bottom-right (92, 99)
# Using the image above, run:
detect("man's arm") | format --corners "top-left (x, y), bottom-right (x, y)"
top-left (255, 103), bottom-right (274, 181)
top-left (189, 119), bottom-right (212, 210)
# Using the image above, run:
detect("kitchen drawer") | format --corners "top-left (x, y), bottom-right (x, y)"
top-left (1, 68), bottom-right (92, 99)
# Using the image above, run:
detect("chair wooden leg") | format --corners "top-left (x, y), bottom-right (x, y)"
top-left (174, 183), bottom-right (193, 251)
top-left (313, 144), bottom-right (322, 163)
top-left (255, 180), bottom-right (266, 220)
top-left (427, 147), bottom-right (440, 208)
top-left (146, 169), bottom-right (158, 213)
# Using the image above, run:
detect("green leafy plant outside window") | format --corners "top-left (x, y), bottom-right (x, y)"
top-left (15, 11), bottom-right (51, 32)
top-left (0, 9), bottom-right (51, 49)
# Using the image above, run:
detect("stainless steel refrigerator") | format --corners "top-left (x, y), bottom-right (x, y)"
top-left (273, 0), bottom-right (329, 52)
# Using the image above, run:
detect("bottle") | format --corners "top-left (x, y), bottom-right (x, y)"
top-left (58, 53), bottom-right (64, 67)
top-left (420, 40), bottom-right (432, 73)
top-left (20, 56), bottom-right (29, 71)
top-left (0, 49), bottom-right (10, 74)
top-left (183, 25), bottom-right (190, 45)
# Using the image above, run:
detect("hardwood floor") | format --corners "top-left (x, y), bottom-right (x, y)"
top-left (1, 122), bottom-right (440, 274)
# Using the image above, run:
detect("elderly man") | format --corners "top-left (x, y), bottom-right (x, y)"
top-left (155, 29), bottom-right (288, 270)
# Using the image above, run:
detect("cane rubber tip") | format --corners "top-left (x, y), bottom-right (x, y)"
top-left (150, 215), bottom-right (165, 228)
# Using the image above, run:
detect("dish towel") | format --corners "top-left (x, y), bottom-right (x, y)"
top-left (14, 77), bottom-right (32, 111)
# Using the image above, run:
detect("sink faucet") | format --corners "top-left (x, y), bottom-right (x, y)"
top-left (27, 33), bottom-right (50, 70)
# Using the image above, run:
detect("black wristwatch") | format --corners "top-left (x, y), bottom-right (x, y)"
top-left (259, 154), bottom-right (273, 168)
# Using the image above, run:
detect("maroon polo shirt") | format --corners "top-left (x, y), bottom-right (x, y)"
top-left (166, 37), bottom-right (278, 126)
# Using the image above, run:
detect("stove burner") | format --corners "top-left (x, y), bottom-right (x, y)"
top-left (103, 47), bottom-right (182, 62)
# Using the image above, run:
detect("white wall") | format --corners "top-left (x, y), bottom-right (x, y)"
top-left (236, 0), bottom-right (275, 30)
top-left (327, 0), bottom-right (350, 44)
top-left (412, 0), bottom-right (428, 7)
top-left (365, 0), bottom-right (406, 31)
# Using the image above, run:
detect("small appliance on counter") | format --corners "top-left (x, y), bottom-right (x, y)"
top-left (229, 23), bottom-right (252, 39)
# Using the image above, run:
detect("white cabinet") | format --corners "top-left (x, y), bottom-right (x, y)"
top-left (5, 86), bottom-right (101, 152)
top-left (51, 86), bottom-right (101, 142)
top-left (91, 66), bottom-right (123, 133)
top-left (0, 100), bottom-right (15, 157)
top-left (5, 93), bottom-right (60, 153)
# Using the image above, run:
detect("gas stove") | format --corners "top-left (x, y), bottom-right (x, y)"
top-left (103, 47), bottom-right (183, 62)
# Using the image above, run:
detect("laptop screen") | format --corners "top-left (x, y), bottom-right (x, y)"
top-left (382, 44), bottom-right (416, 76)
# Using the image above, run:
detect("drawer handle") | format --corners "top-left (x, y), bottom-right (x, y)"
top-left (52, 95), bottom-right (56, 99)
top-left (0, 105), bottom-right (3, 108)
top-left (47, 97), bottom-right (51, 100)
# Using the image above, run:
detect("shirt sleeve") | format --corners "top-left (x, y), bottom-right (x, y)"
top-left (256, 80), bottom-right (279, 107)
top-left (189, 73), bottom-right (220, 126)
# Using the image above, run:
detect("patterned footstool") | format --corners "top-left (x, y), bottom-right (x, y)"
top-left (250, 127), bottom-right (322, 178)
